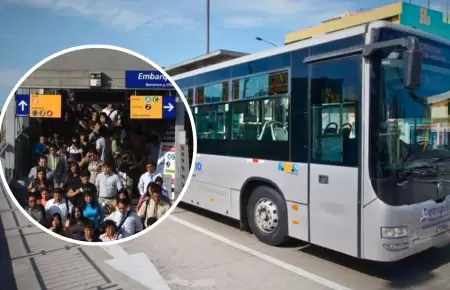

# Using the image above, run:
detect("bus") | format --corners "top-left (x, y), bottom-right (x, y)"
top-left (173, 20), bottom-right (450, 262)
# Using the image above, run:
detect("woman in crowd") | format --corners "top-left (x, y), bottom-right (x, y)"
top-left (99, 220), bottom-right (122, 241)
top-left (37, 187), bottom-right (51, 208)
top-left (82, 190), bottom-right (104, 236)
top-left (116, 188), bottom-right (132, 205)
top-left (49, 212), bottom-right (64, 235)
top-left (64, 205), bottom-right (86, 240)
top-left (27, 167), bottom-right (52, 197)
top-left (79, 149), bottom-right (102, 184)
top-left (60, 161), bottom-right (80, 190)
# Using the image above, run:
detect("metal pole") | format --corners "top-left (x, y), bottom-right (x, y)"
top-left (206, 0), bottom-right (210, 54)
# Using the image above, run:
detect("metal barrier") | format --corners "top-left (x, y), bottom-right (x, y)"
top-left (0, 140), bottom-right (13, 184)
top-left (174, 144), bottom-right (190, 200)
top-left (0, 131), bottom-right (31, 185)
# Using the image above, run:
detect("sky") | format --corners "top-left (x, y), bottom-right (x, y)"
top-left (0, 0), bottom-right (448, 104)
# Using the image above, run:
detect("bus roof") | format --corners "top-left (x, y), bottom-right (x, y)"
top-left (172, 20), bottom-right (450, 81)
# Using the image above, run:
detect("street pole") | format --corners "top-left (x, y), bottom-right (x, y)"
top-left (255, 37), bottom-right (277, 48)
top-left (206, 0), bottom-right (210, 54)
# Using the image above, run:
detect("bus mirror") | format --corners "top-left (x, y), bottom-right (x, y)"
top-left (402, 45), bottom-right (422, 89)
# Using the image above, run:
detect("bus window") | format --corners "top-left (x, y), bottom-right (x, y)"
top-left (310, 57), bottom-right (361, 166)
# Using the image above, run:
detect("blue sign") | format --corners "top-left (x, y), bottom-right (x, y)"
top-left (15, 94), bottom-right (30, 117)
top-left (162, 96), bottom-right (176, 119)
top-left (195, 162), bottom-right (202, 171)
top-left (125, 70), bottom-right (174, 89)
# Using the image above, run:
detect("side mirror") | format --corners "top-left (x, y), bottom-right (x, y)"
top-left (402, 37), bottom-right (422, 89)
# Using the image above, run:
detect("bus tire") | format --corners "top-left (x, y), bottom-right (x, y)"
top-left (247, 185), bottom-right (288, 246)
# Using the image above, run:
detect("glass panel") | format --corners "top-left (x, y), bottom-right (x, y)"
top-left (232, 70), bottom-right (288, 100)
top-left (310, 57), bottom-right (361, 166)
top-left (231, 97), bottom-right (289, 141)
top-left (369, 30), bottom-right (450, 205)
top-left (194, 104), bottom-right (229, 140)
top-left (182, 89), bottom-right (193, 105)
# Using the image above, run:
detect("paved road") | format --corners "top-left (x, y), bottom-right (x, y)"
top-left (2, 185), bottom-right (450, 290)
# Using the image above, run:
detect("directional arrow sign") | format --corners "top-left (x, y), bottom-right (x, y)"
top-left (162, 96), bottom-right (176, 119)
top-left (15, 94), bottom-right (30, 117)
top-left (163, 102), bottom-right (174, 112)
top-left (103, 244), bottom-right (170, 290)
top-left (18, 100), bottom-right (27, 111)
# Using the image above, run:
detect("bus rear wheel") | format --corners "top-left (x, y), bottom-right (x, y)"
top-left (247, 185), bottom-right (288, 246)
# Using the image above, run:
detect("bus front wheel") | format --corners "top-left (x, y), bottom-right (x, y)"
top-left (247, 185), bottom-right (288, 246)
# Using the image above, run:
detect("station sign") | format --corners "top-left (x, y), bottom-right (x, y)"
top-left (15, 94), bottom-right (61, 118)
top-left (15, 94), bottom-right (30, 117)
top-left (129, 95), bottom-right (176, 120)
top-left (30, 94), bottom-right (62, 118)
top-left (125, 70), bottom-right (174, 89)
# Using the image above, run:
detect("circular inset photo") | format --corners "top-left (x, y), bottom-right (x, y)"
top-left (0, 45), bottom-right (197, 245)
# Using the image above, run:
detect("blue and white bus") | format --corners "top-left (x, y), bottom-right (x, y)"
top-left (173, 21), bottom-right (450, 262)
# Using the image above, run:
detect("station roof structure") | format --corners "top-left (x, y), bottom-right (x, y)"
top-left (164, 49), bottom-right (248, 76)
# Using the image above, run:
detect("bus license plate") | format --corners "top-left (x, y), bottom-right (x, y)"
top-left (436, 223), bottom-right (449, 234)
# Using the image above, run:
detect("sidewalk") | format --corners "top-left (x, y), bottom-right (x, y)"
top-left (0, 184), bottom-right (147, 290)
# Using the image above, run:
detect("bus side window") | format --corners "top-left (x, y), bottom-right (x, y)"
top-left (309, 57), bottom-right (361, 167)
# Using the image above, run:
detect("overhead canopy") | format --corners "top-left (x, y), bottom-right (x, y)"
top-left (164, 49), bottom-right (248, 76)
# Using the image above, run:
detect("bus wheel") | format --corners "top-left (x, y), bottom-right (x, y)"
top-left (247, 185), bottom-right (288, 246)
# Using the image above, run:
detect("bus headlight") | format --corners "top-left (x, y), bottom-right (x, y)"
top-left (381, 226), bottom-right (408, 239)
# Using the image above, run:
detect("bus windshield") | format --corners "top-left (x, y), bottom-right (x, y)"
top-left (369, 28), bottom-right (450, 206)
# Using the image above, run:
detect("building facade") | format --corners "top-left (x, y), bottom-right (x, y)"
top-left (285, 2), bottom-right (450, 44)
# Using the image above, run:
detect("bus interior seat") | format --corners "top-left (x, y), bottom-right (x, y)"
top-left (271, 123), bottom-right (288, 141)
top-left (258, 121), bottom-right (274, 141)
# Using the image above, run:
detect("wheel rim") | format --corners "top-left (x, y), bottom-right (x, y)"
top-left (254, 198), bottom-right (279, 233)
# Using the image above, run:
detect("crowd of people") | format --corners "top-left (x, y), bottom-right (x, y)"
top-left (22, 97), bottom-right (173, 242)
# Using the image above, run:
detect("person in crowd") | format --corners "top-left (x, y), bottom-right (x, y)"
top-left (89, 121), bottom-right (101, 144)
top-left (28, 156), bottom-right (59, 188)
top-left (82, 190), bottom-right (104, 236)
top-left (48, 133), bottom-right (63, 149)
top-left (27, 167), bottom-right (53, 198)
top-left (137, 183), bottom-right (170, 228)
top-left (60, 161), bottom-right (80, 190)
top-left (45, 188), bottom-right (73, 225)
top-left (64, 205), bottom-right (86, 240)
top-left (25, 192), bottom-right (46, 226)
top-left (102, 104), bottom-right (119, 123)
top-left (79, 149), bottom-right (102, 183)
top-left (57, 144), bottom-right (69, 159)
top-left (115, 188), bottom-right (132, 207)
top-left (88, 111), bottom-right (99, 130)
top-left (34, 136), bottom-right (48, 158)
top-left (136, 182), bottom-right (153, 212)
top-left (137, 161), bottom-right (161, 197)
top-left (79, 132), bottom-right (88, 147)
top-left (49, 212), bottom-right (64, 235)
top-left (117, 162), bottom-right (134, 196)
top-left (99, 112), bottom-right (110, 128)
top-left (99, 219), bottom-right (122, 241)
top-left (95, 162), bottom-right (122, 210)
top-left (68, 136), bottom-right (83, 161)
top-left (154, 176), bottom-right (170, 203)
top-left (46, 144), bottom-right (66, 183)
top-left (96, 125), bottom-right (112, 163)
top-left (67, 169), bottom-right (96, 207)
top-left (104, 198), bottom-right (143, 238)
top-left (80, 221), bottom-right (101, 242)
top-left (37, 187), bottom-right (51, 208)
